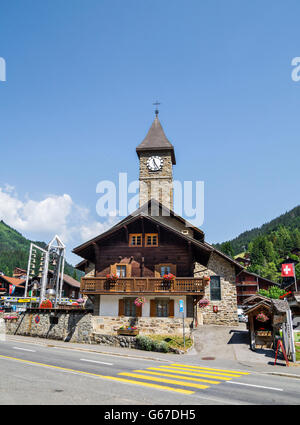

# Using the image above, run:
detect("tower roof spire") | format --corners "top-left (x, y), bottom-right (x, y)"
top-left (153, 100), bottom-right (161, 117)
top-left (136, 111), bottom-right (176, 165)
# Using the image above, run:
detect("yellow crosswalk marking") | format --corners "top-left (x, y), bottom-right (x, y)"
top-left (171, 364), bottom-right (250, 375)
top-left (161, 365), bottom-right (242, 378)
top-left (0, 354), bottom-right (194, 395)
top-left (119, 372), bottom-right (209, 390)
top-left (133, 369), bottom-right (221, 384)
top-left (147, 367), bottom-right (231, 380)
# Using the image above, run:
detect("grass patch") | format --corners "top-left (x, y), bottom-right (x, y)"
top-left (135, 334), bottom-right (193, 353)
top-left (147, 334), bottom-right (193, 352)
top-left (294, 333), bottom-right (300, 343)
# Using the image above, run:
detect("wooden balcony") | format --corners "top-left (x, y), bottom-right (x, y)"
top-left (80, 277), bottom-right (206, 295)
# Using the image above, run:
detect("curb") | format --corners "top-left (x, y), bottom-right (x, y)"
top-left (7, 336), bottom-right (174, 363)
top-left (264, 371), bottom-right (300, 380)
top-left (46, 343), bottom-right (173, 363)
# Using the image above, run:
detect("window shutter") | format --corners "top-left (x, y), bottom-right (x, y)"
top-left (136, 304), bottom-right (142, 317)
top-left (170, 265), bottom-right (177, 275)
top-left (150, 300), bottom-right (156, 317)
top-left (110, 264), bottom-right (117, 275)
top-left (169, 299), bottom-right (174, 317)
top-left (154, 265), bottom-right (160, 278)
top-left (118, 299), bottom-right (125, 316)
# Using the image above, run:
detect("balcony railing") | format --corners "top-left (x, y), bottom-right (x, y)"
top-left (81, 277), bottom-right (205, 295)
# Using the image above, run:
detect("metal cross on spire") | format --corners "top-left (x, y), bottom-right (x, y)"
top-left (153, 101), bottom-right (161, 117)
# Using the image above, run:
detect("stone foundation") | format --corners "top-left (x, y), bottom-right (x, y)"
top-left (1, 310), bottom-right (194, 343)
top-left (91, 333), bottom-right (138, 348)
top-left (91, 316), bottom-right (194, 336)
top-left (2, 310), bottom-right (93, 343)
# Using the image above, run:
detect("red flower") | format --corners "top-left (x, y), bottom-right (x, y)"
top-left (163, 273), bottom-right (175, 281)
top-left (39, 299), bottom-right (53, 309)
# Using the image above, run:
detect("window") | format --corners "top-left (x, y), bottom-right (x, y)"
top-left (129, 234), bottom-right (142, 247)
top-left (124, 298), bottom-right (136, 317)
top-left (210, 276), bottom-right (221, 301)
top-left (116, 265), bottom-right (126, 277)
top-left (156, 299), bottom-right (169, 317)
top-left (145, 233), bottom-right (158, 247)
top-left (160, 266), bottom-right (171, 277)
top-left (155, 264), bottom-right (176, 278)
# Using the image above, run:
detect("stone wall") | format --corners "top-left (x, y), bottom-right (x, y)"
top-left (139, 151), bottom-right (173, 209)
top-left (3, 310), bottom-right (93, 343)
top-left (91, 315), bottom-right (194, 336)
top-left (91, 333), bottom-right (138, 348)
top-left (194, 252), bottom-right (238, 325)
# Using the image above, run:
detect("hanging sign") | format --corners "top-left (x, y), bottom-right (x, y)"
top-left (213, 305), bottom-right (218, 313)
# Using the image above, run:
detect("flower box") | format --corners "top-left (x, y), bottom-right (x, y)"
top-left (256, 312), bottom-right (269, 322)
top-left (4, 315), bottom-right (18, 320)
top-left (198, 298), bottom-right (210, 308)
top-left (203, 276), bottom-right (210, 285)
top-left (106, 274), bottom-right (119, 283)
top-left (134, 297), bottom-right (146, 307)
top-left (256, 331), bottom-right (272, 337)
top-left (117, 329), bottom-right (139, 336)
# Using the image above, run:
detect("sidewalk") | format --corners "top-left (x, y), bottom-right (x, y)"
top-left (192, 323), bottom-right (300, 378)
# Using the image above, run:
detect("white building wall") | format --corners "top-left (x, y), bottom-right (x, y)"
top-left (99, 295), bottom-right (187, 318)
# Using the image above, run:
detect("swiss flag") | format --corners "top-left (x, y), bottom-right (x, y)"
top-left (281, 263), bottom-right (295, 277)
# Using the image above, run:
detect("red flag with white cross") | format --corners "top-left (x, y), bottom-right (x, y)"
top-left (281, 263), bottom-right (295, 277)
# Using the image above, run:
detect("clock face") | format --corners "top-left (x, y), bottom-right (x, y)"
top-left (147, 156), bottom-right (163, 171)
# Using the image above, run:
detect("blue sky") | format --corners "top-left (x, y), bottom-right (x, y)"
top-left (0, 0), bottom-right (300, 264)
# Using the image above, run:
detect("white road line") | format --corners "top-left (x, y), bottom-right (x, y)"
top-left (13, 346), bottom-right (36, 353)
top-left (50, 346), bottom-right (163, 362)
top-left (80, 358), bottom-right (113, 366)
top-left (226, 381), bottom-right (283, 392)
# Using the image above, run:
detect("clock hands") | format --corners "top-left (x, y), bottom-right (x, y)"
top-left (147, 156), bottom-right (163, 171)
top-left (153, 158), bottom-right (160, 169)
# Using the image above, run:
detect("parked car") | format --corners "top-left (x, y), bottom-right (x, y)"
top-left (237, 308), bottom-right (248, 323)
top-left (238, 313), bottom-right (248, 323)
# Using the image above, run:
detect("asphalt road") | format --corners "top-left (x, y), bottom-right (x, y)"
top-left (0, 337), bottom-right (299, 406)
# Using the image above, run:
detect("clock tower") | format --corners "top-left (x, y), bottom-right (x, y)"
top-left (136, 112), bottom-right (176, 210)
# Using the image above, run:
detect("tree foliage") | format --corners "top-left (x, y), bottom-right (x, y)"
top-left (258, 286), bottom-right (286, 299)
top-left (214, 205), bottom-right (300, 283)
top-left (0, 220), bottom-right (82, 281)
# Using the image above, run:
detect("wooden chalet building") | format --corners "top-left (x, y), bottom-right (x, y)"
top-left (28, 271), bottom-right (81, 299)
top-left (0, 275), bottom-right (25, 296)
top-left (236, 270), bottom-right (279, 308)
top-left (73, 113), bottom-right (245, 335)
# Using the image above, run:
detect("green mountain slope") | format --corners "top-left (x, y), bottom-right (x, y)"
top-left (215, 205), bottom-right (300, 255)
top-left (214, 205), bottom-right (300, 282)
top-left (0, 220), bottom-right (82, 281)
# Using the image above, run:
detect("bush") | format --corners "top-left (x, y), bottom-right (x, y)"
top-left (136, 335), bottom-right (154, 351)
top-left (136, 335), bottom-right (170, 353)
top-left (157, 341), bottom-right (169, 353)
